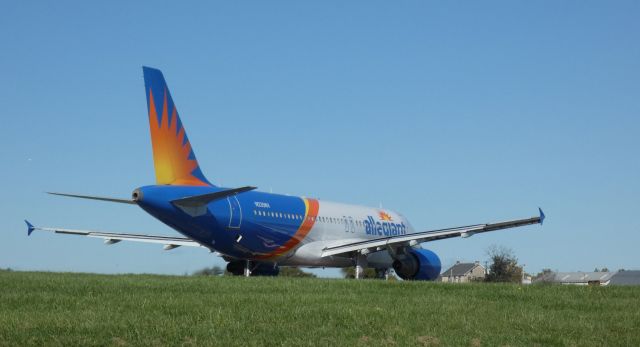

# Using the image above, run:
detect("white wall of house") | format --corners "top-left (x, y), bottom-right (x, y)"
top-left (441, 264), bottom-right (485, 283)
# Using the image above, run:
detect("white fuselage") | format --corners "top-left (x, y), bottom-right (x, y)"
top-left (278, 199), bottom-right (416, 268)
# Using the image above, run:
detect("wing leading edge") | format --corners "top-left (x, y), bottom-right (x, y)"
top-left (321, 209), bottom-right (545, 257)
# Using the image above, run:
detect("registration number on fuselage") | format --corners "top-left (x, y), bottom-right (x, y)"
top-left (254, 202), bottom-right (271, 208)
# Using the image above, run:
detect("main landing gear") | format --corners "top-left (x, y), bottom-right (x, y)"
top-left (355, 253), bottom-right (367, 279)
top-left (226, 260), bottom-right (279, 277)
top-left (353, 251), bottom-right (391, 280)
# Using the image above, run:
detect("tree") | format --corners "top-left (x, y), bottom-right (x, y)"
top-left (278, 267), bottom-right (317, 278)
top-left (485, 245), bottom-right (522, 283)
top-left (192, 266), bottom-right (225, 276)
top-left (534, 268), bottom-right (553, 280)
top-left (533, 268), bottom-right (555, 284)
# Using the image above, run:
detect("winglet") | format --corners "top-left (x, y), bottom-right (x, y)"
top-left (538, 208), bottom-right (545, 225)
top-left (25, 220), bottom-right (35, 236)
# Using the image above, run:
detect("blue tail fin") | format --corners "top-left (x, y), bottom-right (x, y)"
top-left (142, 67), bottom-right (212, 186)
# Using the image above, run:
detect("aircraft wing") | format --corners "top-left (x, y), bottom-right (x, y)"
top-left (321, 209), bottom-right (545, 257)
top-left (24, 220), bottom-right (211, 251)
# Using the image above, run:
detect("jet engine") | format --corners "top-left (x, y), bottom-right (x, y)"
top-left (392, 248), bottom-right (441, 281)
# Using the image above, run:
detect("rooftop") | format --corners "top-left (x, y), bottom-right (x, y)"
top-left (609, 271), bottom-right (640, 285)
top-left (536, 272), bottom-right (615, 283)
top-left (442, 261), bottom-right (483, 277)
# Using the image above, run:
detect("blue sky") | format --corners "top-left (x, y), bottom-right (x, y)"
top-left (1, 2), bottom-right (638, 277)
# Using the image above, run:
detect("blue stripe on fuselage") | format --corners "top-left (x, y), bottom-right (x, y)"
top-left (136, 185), bottom-right (308, 259)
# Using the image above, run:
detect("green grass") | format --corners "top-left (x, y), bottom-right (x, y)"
top-left (1, 270), bottom-right (639, 346)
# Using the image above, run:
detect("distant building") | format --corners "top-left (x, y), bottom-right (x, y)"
top-left (609, 271), bottom-right (640, 285)
top-left (534, 272), bottom-right (615, 286)
top-left (534, 271), bottom-right (640, 286)
top-left (441, 261), bottom-right (485, 283)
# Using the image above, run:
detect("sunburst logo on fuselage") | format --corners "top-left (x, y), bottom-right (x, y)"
top-left (379, 211), bottom-right (393, 221)
top-left (147, 89), bottom-right (208, 186)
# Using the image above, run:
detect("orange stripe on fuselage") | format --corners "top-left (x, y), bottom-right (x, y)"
top-left (255, 198), bottom-right (319, 260)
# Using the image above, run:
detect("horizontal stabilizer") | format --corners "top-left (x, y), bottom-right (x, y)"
top-left (47, 192), bottom-right (136, 205)
top-left (170, 186), bottom-right (256, 217)
top-left (171, 186), bottom-right (257, 207)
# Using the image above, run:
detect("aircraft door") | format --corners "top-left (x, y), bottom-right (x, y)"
top-left (227, 195), bottom-right (242, 229)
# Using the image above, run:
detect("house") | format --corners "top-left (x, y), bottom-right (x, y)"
top-left (441, 261), bottom-right (485, 283)
top-left (534, 272), bottom-right (615, 286)
top-left (609, 271), bottom-right (640, 285)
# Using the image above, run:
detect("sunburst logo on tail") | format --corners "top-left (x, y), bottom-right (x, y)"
top-left (147, 89), bottom-right (208, 186)
top-left (379, 211), bottom-right (393, 221)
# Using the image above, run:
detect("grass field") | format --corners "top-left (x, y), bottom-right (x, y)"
top-left (1, 270), bottom-right (638, 346)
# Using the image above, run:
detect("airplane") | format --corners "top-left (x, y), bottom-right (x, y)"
top-left (25, 67), bottom-right (545, 280)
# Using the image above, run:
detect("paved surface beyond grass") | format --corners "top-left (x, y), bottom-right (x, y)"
top-left (0, 270), bottom-right (639, 346)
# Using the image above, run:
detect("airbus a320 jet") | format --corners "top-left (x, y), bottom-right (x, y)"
top-left (26, 67), bottom-right (544, 280)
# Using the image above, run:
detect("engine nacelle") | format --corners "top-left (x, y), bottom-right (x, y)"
top-left (392, 248), bottom-right (441, 281)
